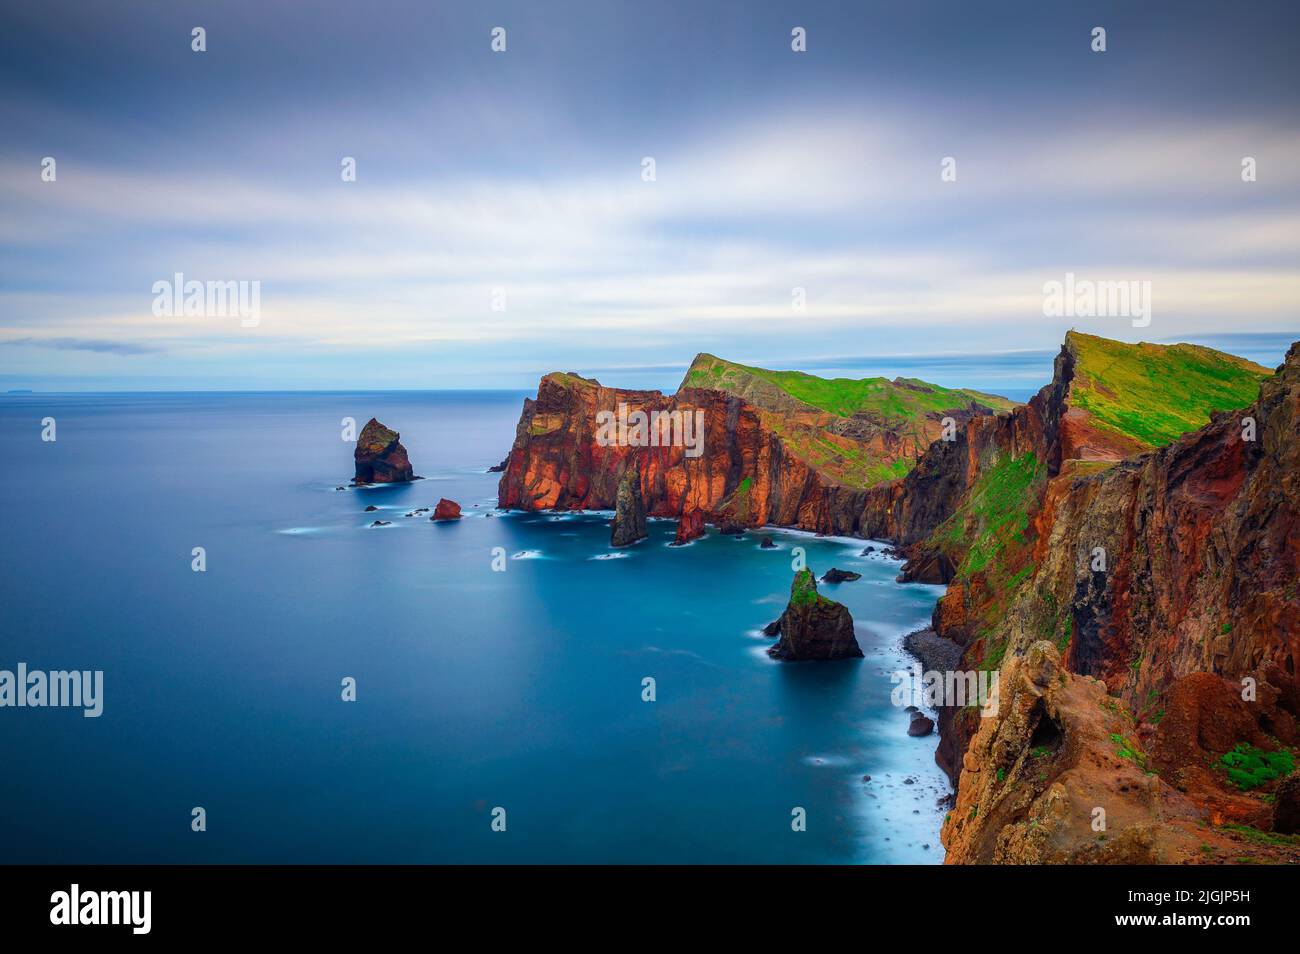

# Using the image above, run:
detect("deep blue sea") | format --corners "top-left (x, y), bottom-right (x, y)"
top-left (0, 391), bottom-right (963, 864)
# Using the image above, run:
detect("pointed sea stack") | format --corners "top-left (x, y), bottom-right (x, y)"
top-left (672, 508), bottom-right (706, 546)
top-left (610, 463), bottom-right (648, 547)
top-left (767, 569), bottom-right (862, 661)
top-left (353, 418), bottom-right (415, 484)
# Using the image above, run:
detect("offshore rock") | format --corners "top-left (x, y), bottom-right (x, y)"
top-left (610, 463), bottom-right (648, 547)
top-left (672, 508), bottom-right (705, 546)
top-left (353, 418), bottom-right (415, 484)
top-left (767, 569), bottom-right (862, 661)
top-left (821, 568), bottom-right (862, 583)
top-left (431, 498), bottom-right (462, 521)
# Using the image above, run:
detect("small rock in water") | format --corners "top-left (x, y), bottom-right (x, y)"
top-left (431, 498), bottom-right (462, 521)
top-left (908, 713), bottom-right (935, 737)
top-left (364, 505), bottom-right (378, 512)
top-left (821, 568), bottom-right (862, 583)
top-left (760, 536), bottom-right (776, 549)
top-left (369, 520), bottom-right (391, 527)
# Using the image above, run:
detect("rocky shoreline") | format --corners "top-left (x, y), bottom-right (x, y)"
top-left (902, 627), bottom-right (963, 674)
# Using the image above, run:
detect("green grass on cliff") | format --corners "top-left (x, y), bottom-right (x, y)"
top-left (931, 452), bottom-right (1045, 581)
top-left (790, 568), bottom-right (834, 608)
top-left (718, 476), bottom-right (755, 522)
top-left (1066, 332), bottom-right (1270, 449)
top-left (931, 451), bottom-right (1052, 671)
top-left (678, 353), bottom-right (1018, 490)
top-left (680, 353), bottom-right (1017, 421)
top-left (1220, 743), bottom-right (1295, 791)
top-left (765, 417), bottom-right (917, 487)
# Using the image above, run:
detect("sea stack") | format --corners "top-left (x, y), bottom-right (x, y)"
top-left (610, 463), bottom-right (648, 547)
top-left (672, 508), bottom-right (706, 546)
top-left (766, 568), bottom-right (862, 661)
top-left (353, 418), bottom-right (415, 484)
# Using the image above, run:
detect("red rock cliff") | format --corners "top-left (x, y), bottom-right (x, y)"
top-left (496, 366), bottom-right (1007, 540)
top-left (936, 340), bottom-right (1298, 862)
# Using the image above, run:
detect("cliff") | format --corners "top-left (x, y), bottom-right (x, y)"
top-left (926, 337), bottom-right (1298, 862)
top-left (940, 642), bottom-right (1300, 863)
top-left (901, 334), bottom-right (1277, 776)
top-left (495, 358), bottom-right (1016, 537)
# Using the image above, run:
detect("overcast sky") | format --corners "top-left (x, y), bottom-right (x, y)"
top-left (2, 0), bottom-right (1298, 391)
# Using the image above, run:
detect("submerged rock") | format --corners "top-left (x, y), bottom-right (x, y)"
top-left (353, 418), bottom-right (415, 484)
top-left (766, 569), bottom-right (862, 661)
top-left (431, 498), bottom-right (462, 521)
top-left (821, 568), bottom-right (861, 583)
top-left (610, 463), bottom-right (648, 547)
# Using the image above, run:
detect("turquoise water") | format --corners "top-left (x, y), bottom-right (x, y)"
top-left (0, 392), bottom-right (950, 863)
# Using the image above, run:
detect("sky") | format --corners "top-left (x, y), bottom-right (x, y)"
top-left (2, 0), bottom-right (1298, 392)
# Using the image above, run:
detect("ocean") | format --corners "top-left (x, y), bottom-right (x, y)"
top-left (0, 390), bottom-right (962, 863)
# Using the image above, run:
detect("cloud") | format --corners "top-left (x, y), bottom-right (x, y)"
top-left (2, 105), bottom-right (1298, 385)
top-left (2, 336), bottom-right (163, 355)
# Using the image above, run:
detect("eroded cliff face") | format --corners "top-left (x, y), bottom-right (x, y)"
top-left (495, 367), bottom-right (1005, 538)
top-left (936, 341), bottom-right (1299, 862)
top-left (940, 643), bottom-right (1300, 864)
